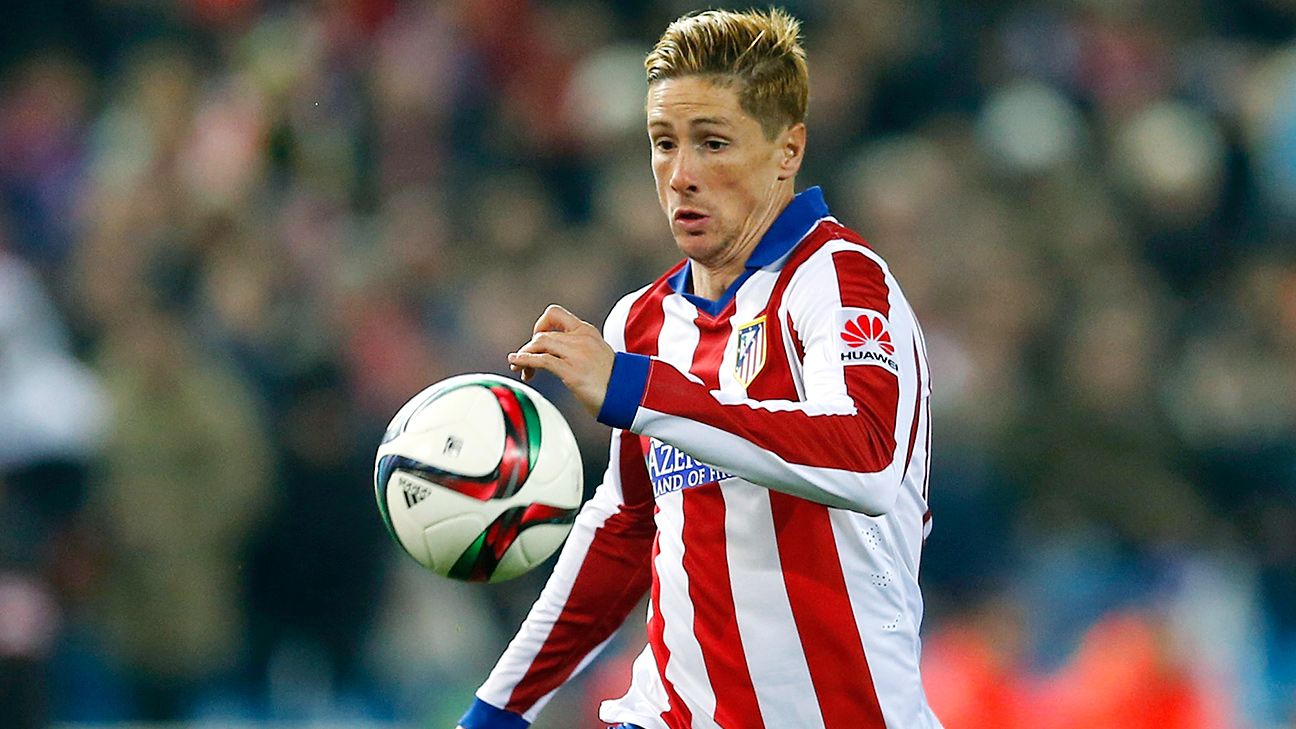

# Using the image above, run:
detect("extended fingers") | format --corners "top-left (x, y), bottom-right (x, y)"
top-left (518, 330), bottom-right (570, 356)
top-left (520, 328), bottom-right (606, 359)
top-left (508, 351), bottom-right (568, 382)
top-left (510, 332), bottom-right (575, 382)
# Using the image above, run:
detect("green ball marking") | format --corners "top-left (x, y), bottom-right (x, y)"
top-left (448, 530), bottom-right (490, 581)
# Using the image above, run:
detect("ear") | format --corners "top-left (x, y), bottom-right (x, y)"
top-left (776, 123), bottom-right (806, 181)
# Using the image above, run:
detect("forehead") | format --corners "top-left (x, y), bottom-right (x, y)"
top-left (646, 76), bottom-right (752, 129)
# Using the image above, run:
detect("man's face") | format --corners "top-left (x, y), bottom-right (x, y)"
top-left (647, 76), bottom-right (800, 270)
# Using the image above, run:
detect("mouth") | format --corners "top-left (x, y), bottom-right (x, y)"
top-left (672, 208), bottom-right (710, 234)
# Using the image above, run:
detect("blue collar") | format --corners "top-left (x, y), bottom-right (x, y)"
top-left (668, 186), bottom-right (829, 316)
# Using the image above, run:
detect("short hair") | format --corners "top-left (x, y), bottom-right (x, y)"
top-left (645, 8), bottom-right (809, 139)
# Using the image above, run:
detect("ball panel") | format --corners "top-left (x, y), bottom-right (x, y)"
top-left (492, 537), bottom-right (534, 583)
top-left (423, 513), bottom-right (490, 576)
top-left (515, 523), bottom-right (576, 566)
top-left (382, 386), bottom-right (504, 478)
top-left (384, 469), bottom-right (499, 572)
top-left (383, 470), bottom-right (438, 566)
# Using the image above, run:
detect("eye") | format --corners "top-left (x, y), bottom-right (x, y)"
top-left (653, 138), bottom-right (677, 152)
top-left (703, 138), bottom-right (728, 151)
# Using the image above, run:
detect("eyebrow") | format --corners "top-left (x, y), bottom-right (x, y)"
top-left (647, 116), bottom-right (733, 130)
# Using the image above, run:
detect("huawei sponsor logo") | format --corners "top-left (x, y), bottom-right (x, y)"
top-left (841, 313), bottom-right (895, 354)
top-left (835, 309), bottom-right (900, 374)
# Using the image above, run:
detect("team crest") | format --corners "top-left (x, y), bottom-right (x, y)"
top-left (733, 316), bottom-right (767, 387)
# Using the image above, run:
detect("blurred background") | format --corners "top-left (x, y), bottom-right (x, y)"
top-left (1, 0), bottom-right (1294, 727)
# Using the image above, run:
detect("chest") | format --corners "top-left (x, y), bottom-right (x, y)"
top-left (651, 271), bottom-right (795, 397)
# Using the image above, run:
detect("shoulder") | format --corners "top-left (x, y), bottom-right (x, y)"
top-left (784, 219), bottom-right (895, 297)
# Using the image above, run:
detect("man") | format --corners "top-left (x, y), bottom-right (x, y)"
top-left (459, 8), bottom-right (938, 729)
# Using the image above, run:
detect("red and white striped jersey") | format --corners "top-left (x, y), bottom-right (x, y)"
top-left (461, 187), bottom-right (939, 729)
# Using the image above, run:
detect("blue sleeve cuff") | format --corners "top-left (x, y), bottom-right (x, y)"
top-left (597, 352), bottom-right (651, 430)
top-left (459, 698), bottom-right (530, 729)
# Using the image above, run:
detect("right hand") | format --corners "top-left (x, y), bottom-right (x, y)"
top-left (507, 304), bottom-right (616, 418)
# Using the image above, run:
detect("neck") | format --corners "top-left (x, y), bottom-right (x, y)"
top-left (690, 263), bottom-right (739, 301)
top-left (690, 183), bottom-right (794, 300)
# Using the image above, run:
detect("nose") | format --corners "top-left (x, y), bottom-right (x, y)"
top-left (669, 147), bottom-right (700, 195)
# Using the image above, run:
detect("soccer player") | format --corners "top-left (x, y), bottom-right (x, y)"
top-left (459, 8), bottom-right (938, 729)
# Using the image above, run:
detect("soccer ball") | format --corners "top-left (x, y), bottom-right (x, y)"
top-left (374, 373), bottom-right (584, 582)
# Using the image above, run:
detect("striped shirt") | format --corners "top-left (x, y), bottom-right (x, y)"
top-left (460, 187), bottom-right (940, 729)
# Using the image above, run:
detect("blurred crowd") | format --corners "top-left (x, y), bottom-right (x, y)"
top-left (1, 0), bottom-right (1295, 727)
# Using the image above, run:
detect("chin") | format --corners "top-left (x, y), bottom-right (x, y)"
top-left (673, 234), bottom-right (720, 263)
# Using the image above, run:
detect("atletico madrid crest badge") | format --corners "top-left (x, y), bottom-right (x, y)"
top-left (733, 316), bottom-right (767, 387)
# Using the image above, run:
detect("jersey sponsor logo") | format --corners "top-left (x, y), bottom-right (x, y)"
top-left (644, 436), bottom-right (732, 498)
top-left (835, 308), bottom-right (900, 375)
top-left (733, 316), bottom-right (767, 387)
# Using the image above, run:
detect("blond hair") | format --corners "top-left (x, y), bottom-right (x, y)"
top-left (645, 8), bottom-right (809, 139)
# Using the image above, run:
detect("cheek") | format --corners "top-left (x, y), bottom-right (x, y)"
top-left (652, 167), bottom-right (669, 209)
top-left (716, 166), bottom-right (762, 210)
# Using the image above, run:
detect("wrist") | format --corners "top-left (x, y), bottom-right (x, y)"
top-left (596, 352), bottom-right (651, 429)
top-left (458, 698), bottom-right (529, 729)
